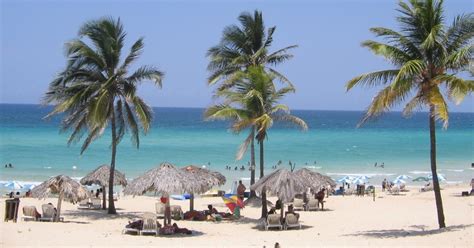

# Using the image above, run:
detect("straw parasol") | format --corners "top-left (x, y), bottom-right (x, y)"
top-left (31, 175), bottom-right (90, 222)
top-left (251, 168), bottom-right (306, 221)
top-left (124, 162), bottom-right (213, 225)
top-left (80, 164), bottom-right (127, 209)
top-left (181, 165), bottom-right (226, 211)
top-left (293, 168), bottom-right (336, 191)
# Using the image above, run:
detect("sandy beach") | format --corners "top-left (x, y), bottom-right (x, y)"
top-left (1, 184), bottom-right (472, 247)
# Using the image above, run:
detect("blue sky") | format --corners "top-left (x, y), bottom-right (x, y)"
top-left (1, 0), bottom-right (472, 112)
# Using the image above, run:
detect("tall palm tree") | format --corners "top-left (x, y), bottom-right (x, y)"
top-left (207, 10), bottom-right (297, 196)
top-left (346, 0), bottom-right (473, 228)
top-left (207, 66), bottom-right (308, 218)
top-left (44, 17), bottom-right (164, 214)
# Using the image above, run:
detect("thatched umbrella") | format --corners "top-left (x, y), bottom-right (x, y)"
top-left (80, 164), bottom-right (127, 209)
top-left (250, 168), bottom-right (306, 221)
top-left (124, 162), bottom-right (212, 225)
top-left (181, 165), bottom-right (226, 211)
top-left (294, 168), bottom-right (337, 192)
top-left (31, 175), bottom-right (90, 222)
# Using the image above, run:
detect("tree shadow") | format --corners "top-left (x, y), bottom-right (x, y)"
top-left (344, 224), bottom-right (473, 238)
top-left (62, 209), bottom-right (142, 221)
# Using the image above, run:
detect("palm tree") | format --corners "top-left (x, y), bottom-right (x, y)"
top-left (207, 66), bottom-right (308, 218)
top-left (346, 0), bottom-right (473, 228)
top-left (207, 10), bottom-right (297, 196)
top-left (44, 17), bottom-right (164, 214)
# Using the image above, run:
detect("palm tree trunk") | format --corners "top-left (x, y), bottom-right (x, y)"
top-left (102, 185), bottom-right (106, 210)
top-left (108, 108), bottom-right (117, 214)
top-left (55, 193), bottom-right (63, 222)
top-left (250, 127), bottom-right (256, 198)
top-left (429, 104), bottom-right (446, 228)
top-left (260, 140), bottom-right (268, 218)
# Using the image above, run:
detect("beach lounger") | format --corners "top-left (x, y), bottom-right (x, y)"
top-left (77, 198), bottom-right (91, 209)
top-left (170, 205), bottom-right (184, 220)
top-left (155, 202), bottom-right (165, 219)
top-left (39, 204), bottom-right (63, 222)
top-left (140, 213), bottom-right (159, 236)
top-left (306, 199), bottom-right (318, 211)
top-left (265, 214), bottom-right (283, 230)
top-left (21, 206), bottom-right (39, 221)
top-left (292, 198), bottom-right (305, 211)
top-left (90, 198), bottom-right (102, 209)
top-left (284, 213), bottom-right (301, 230)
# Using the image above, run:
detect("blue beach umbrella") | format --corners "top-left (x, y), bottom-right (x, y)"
top-left (352, 178), bottom-right (366, 185)
top-left (3, 181), bottom-right (24, 190)
top-left (357, 175), bottom-right (371, 181)
top-left (428, 174), bottom-right (446, 181)
top-left (395, 175), bottom-right (412, 181)
top-left (337, 176), bottom-right (353, 184)
top-left (392, 178), bottom-right (406, 185)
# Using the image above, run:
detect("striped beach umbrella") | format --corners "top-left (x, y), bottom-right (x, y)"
top-left (395, 175), bottom-right (412, 180)
top-left (3, 181), bottom-right (24, 190)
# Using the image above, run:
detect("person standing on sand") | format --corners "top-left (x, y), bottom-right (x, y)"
top-left (382, 179), bottom-right (387, 192)
top-left (237, 180), bottom-right (246, 201)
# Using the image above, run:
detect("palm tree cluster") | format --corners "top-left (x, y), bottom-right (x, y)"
top-left (346, 0), bottom-right (473, 228)
top-left (205, 11), bottom-right (308, 217)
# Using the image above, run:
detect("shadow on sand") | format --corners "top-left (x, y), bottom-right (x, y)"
top-left (344, 224), bottom-right (473, 238)
top-left (62, 209), bottom-right (142, 221)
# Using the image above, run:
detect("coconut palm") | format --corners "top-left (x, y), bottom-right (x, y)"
top-left (346, 0), bottom-right (473, 228)
top-left (43, 17), bottom-right (164, 214)
top-left (207, 10), bottom-right (297, 196)
top-left (208, 66), bottom-right (308, 218)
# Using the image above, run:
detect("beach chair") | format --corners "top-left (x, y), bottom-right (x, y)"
top-left (39, 204), bottom-right (63, 222)
top-left (77, 198), bottom-right (91, 209)
top-left (390, 186), bottom-right (400, 195)
top-left (90, 198), bottom-right (102, 209)
top-left (284, 213), bottom-right (301, 230)
top-left (140, 213), bottom-right (159, 236)
top-left (306, 199), bottom-right (318, 211)
top-left (155, 202), bottom-right (165, 219)
top-left (292, 198), bottom-right (305, 211)
top-left (170, 205), bottom-right (184, 220)
top-left (265, 214), bottom-right (283, 230)
top-left (21, 206), bottom-right (39, 221)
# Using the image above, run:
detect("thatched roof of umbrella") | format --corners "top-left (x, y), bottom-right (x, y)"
top-left (31, 175), bottom-right (90, 204)
top-left (250, 168), bottom-right (306, 203)
top-left (80, 164), bottom-right (127, 187)
top-left (181, 165), bottom-right (226, 186)
top-left (123, 162), bottom-right (212, 196)
top-left (294, 168), bottom-right (336, 191)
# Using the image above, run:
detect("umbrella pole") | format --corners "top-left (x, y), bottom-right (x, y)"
top-left (102, 186), bottom-right (106, 210)
top-left (56, 193), bottom-right (63, 222)
top-left (165, 194), bottom-right (171, 226)
top-left (190, 193), bottom-right (194, 212)
top-left (280, 200), bottom-right (284, 224)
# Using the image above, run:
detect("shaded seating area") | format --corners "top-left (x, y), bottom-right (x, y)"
top-left (284, 213), bottom-right (301, 230)
top-left (21, 206), bottom-right (41, 221)
top-left (39, 204), bottom-right (63, 222)
top-left (265, 214), bottom-right (283, 230)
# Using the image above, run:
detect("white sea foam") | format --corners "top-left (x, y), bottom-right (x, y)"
top-left (325, 172), bottom-right (395, 177)
top-left (443, 169), bottom-right (464, 173)
top-left (446, 181), bottom-right (463, 184)
top-left (304, 166), bottom-right (322, 169)
top-left (409, 170), bottom-right (431, 175)
top-left (43, 166), bottom-right (52, 169)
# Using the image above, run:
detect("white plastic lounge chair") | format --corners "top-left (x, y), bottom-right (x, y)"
top-left (39, 204), bottom-right (63, 222)
top-left (77, 198), bottom-right (91, 209)
top-left (90, 198), bottom-right (102, 209)
top-left (155, 202), bottom-right (165, 218)
top-left (292, 198), bottom-right (305, 211)
top-left (284, 213), bottom-right (301, 230)
top-left (170, 205), bottom-right (184, 220)
top-left (122, 218), bottom-right (141, 235)
top-left (21, 206), bottom-right (39, 221)
top-left (306, 199), bottom-right (318, 211)
top-left (265, 214), bottom-right (283, 230)
top-left (140, 213), bottom-right (159, 236)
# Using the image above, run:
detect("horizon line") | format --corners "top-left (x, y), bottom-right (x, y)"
top-left (1, 102), bottom-right (473, 114)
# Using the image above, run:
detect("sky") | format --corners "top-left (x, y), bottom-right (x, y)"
top-left (1, 0), bottom-right (472, 112)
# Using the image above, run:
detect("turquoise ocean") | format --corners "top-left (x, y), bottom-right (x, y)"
top-left (0, 104), bottom-right (473, 190)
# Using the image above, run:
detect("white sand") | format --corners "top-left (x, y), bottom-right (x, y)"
top-left (1, 185), bottom-right (473, 247)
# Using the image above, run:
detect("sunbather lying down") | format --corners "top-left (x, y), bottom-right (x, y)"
top-left (183, 204), bottom-right (233, 221)
top-left (125, 220), bottom-right (192, 235)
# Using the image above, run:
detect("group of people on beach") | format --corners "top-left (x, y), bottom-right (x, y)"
top-left (4, 163), bottom-right (14, 168)
top-left (224, 165), bottom-right (246, 171)
top-left (381, 178), bottom-right (395, 192)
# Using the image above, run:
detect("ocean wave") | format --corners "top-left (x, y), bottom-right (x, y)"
top-left (409, 170), bottom-right (431, 175)
top-left (443, 169), bottom-right (464, 173)
top-left (304, 166), bottom-right (322, 169)
top-left (446, 181), bottom-right (463, 184)
top-left (325, 172), bottom-right (395, 177)
top-left (43, 166), bottom-right (52, 169)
